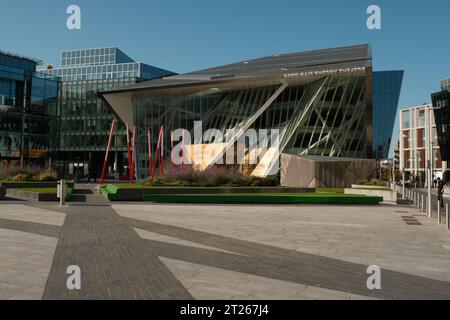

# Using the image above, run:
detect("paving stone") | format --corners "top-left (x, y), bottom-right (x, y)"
top-left (2, 185), bottom-right (450, 300)
top-left (42, 185), bottom-right (192, 300)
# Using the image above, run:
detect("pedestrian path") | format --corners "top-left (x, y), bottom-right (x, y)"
top-left (2, 184), bottom-right (450, 299)
top-left (42, 184), bottom-right (192, 300)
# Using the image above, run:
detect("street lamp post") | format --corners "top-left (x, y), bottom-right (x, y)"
top-left (392, 158), bottom-right (395, 189)
top-left (427, 106), bottom-right (441, 217)
top-left (427, 108), bottom-right (432, 217)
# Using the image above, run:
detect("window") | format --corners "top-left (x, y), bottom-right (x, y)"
top-left (402, 111), bottom-right (411, 129)
top-left (418, 110), bottom-right (425, 127)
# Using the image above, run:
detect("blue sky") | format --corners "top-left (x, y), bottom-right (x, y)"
top-left (1, 0), bottom-right (449, 155)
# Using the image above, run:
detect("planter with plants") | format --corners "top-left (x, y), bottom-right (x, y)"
top-left (101, 167), bottom-right (315, 201)
top-left (345, 179), bottom-right (396, 204)
top-left (0, 166), bottom-right (59, 183)
top-left (0, 165), bottom-right (74, 199)
top-left (352, 179), bottom-right (389, 189)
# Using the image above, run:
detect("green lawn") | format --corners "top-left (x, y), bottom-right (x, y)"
top-left (316, 188), bottom-right (344, 194)
top-left (351, 187), bottom-right (392, 191)
top-left (102, 184), bottom-right (383, 204)
top-left (101, 183), bottom-right (314, 201)
top-left (109, 184), bottom-right (348, 193)
top-left (107, 183), bottom-right (165, 189)
top-left (107, 183), bottom-right (301, 189)
top-left (143, 193), bottom-right (382, 204)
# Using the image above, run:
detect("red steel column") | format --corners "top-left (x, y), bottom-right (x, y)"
top-left (161, 126), bottom-right (164, 177)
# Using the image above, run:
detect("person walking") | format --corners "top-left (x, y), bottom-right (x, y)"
top-left (437, 177), bottom-right (445, 208)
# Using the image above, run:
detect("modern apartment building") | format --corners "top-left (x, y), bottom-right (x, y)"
top-left (399, 104), bottom-right (447, 184)
top-left (0, 50), bottom-right (60, 167)
top-left (40, 47), bottom-right (174, 178)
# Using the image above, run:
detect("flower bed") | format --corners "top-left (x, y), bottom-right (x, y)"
top-left (144, 167), bottom-right (280, 188)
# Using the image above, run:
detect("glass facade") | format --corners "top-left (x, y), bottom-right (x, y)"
top-left (45, 47), bottom-right (171, 82)
top-left (432, 90), bottom-right (450, 162)
top-left (40, 47), bottom-right (174, 178)
top-left (60, 47), bottom-right (133, 68)
top-left (132, 75), bottom-right (370, 178)
top-left (0, 51), bottom-right (60, 164)
top-left (58, 78), bottom-right (137, 153)
top-left (441, 78), bottom-right (450, 91)
top-left (372, 71), bottom-right (404, 159)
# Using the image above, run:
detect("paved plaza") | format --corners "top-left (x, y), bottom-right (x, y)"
top-left (1, 185), bottom-right (450, 300)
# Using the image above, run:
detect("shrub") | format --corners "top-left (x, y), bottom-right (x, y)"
top-left (249, 175), bottom-right (279, 187)
top-left (2, 165), bottom-right (41, 180)
top-left (36, 171), bottom-right (58, 182)
top-left (12, 173), bottom-right (32, 182)
top-left (357, 179), bottom-right (386, 187)
top-left (368, 179), bottom-right (387, 187)
top-left (144, 166), bottom-right (280, 187)
top-left (0, 165), bottom-right (59, 182)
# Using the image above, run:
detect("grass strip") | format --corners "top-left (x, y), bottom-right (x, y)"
top-left (142, 193), bottom-right (382, 204)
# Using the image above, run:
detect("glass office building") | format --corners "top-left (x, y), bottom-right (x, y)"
top-left (441, 78), bottom-right (450, 91)
top-left (102, 44), bottom-right (403, 178)
top-left (372, 70), bottom-right (404, 159)
top-left (432, 90), bottom-right (450, 162)
top-left (0, 50), bottom-right (60, 166)
top-left (40, 47), bottom-right (174, 178)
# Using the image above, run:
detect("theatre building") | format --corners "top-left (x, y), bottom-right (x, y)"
top-left (101, 44), bottom-right (403, 179)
